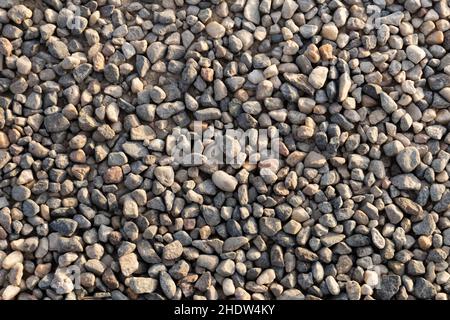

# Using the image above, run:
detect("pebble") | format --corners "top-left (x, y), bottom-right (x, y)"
top-left (244, 0), bottom-right (260, 24)
top-left (412, 215), bottom-right (436, 236)
top-left (154, 166), bottom-right (175, 187)
top-left (308, 66), bottom-right (328, 89)
top-left (11, 185), bottom-right (31, 201)
top-left (371, 228), bottom-right (386, 249)
top-left (2, 285), bottom-right (21, 300)
top-left (51, 271), bottom-right (74, 294)
top-left (260, 217), bottom-right (282, 237)
top-left (304, 151), bottom-right (327, 168)
top-left (119, 253), bottom-right (139, 277)
top-left (396, 147), bottom-right (421, 173)
top-left (325, 276), bottom-right (340, 295)
top-left (16, 56), bottom-right (32, 75)
top-left (2, 251), bottom-right (23, 270)
top-left (50, 218), bottom-right (78, 237)
top-left (414, 278), bottom-right (437, 299)
top-left (380, 92), bottom-right (397, 113)
top-left (346, 281), bottom-right (361, 300)
top-left (376, 275), bottom-right (401, 300)
top-left (48, 40), bottom-right (69, 59)
top-left (44, 113), bottom-right (70, 133)
top-left (212, 171), bottom-right (238, 192)
top-left (406, 45), bottom-right (426, 64)
top-left (160, 271), bottom-right (177, 299)
top-left (391, 174), bottom-right (422, 190)
top-left (223, 237), bottom-right (249, 252)
top-left (163, 241), bottom-right (183, 260)
top-left (0, 37), bottom-right (13, 56)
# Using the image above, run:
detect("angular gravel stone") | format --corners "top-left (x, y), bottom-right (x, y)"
top-left (128, 277), bottom-right (158, 294)
top-left (308, 66), bottom-right (328, 89)
top-left (50, 218), bottom-right (78, 237)
top-left (414, 278), bottom-right (437, 299)
top-left (119, 253), bottom-right (139, 277)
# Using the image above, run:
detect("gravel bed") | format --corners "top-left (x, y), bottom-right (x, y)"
top-left (1, 0), bottom-right (450, 300)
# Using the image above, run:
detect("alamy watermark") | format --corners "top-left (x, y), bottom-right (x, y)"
top-left (166, 121), bottom-right (281, 171)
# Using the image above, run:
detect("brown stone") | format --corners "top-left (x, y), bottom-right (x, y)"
top-left (0, 132), bottom-right (10, 148)
top-left (104, 166), bottom-right (123, 184)
top-left (71, 164), bottom-right (91, 180)
top-left (70, 150), bottom-right (86, 163)
top-left (426, 31), bottom-right (444, 45)
top-left (305, 44), bottom-right (320, 63)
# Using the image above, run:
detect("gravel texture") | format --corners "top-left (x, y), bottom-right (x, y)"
top-left (0, 0), bottom-right (450, 301)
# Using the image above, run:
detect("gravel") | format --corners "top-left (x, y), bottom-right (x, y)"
top-left (0, 0), bottom-right (450, 302)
